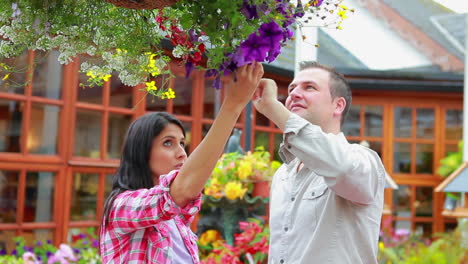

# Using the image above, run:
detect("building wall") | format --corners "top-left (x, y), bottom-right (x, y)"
top-left (0, 51), bottom-right (462, 251)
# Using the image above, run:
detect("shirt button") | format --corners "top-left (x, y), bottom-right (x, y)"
top-left (287, 145), bottom-right (291, 149)
top-left (312, 191), bottom-right (315, 196)
top-left (284, 227), bottom-right (288, 232)
top-left (280, 260), bottom-right (285, 264)
top-left (291, 197), bottom-right (295, 201)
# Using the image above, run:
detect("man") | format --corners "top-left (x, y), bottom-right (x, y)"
top-left (252, 61), bottom-right (385, 264)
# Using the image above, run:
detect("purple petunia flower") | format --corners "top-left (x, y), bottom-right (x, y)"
top-left (46, 251), bottom-right (53, 257)
top-left (240, 0), bottom-right (258, 20)
top-left (283, 28), bottom-right (294, 41)
top-left (12, 249), bottom-right (17, 256)
top-left (213, 76), bottom-right (221, 89)
top-left (294, 0), bottom-right (305, 18)
top-left (0, 249), bottom-right (6, 255)
top-left (266, 48), bottom-right (281, 63)
top-left (188, 29), bottom-right (200, 43)
top-left (240, 33), bottom-right (270, 63)
top-left (259, 21), bottom-right (284, 50)
top-left (185, 61), bottom-right (194, 78)
top-left (92, 239), bottom-right (99, 248)
top-left (205, 69), bottom-right (218, 78)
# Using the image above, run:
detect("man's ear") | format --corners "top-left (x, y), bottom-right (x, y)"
top-left (334, 97), bottom-right (346, 117)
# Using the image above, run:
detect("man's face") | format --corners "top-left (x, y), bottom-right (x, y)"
top-left (285, 68), bottom-right (337, 129)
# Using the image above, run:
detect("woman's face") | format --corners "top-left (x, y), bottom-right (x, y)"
top-left (149, 123), bottom-right (187, 183)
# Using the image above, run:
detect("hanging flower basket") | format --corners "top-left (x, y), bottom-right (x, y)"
top-left (0, 0), bottom-right (351, 99)
top-left (106, 0), bottom-right (179, 10)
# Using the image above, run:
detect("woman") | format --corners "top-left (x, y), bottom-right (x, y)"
top-left (100, 63), bottom-right (264, 263)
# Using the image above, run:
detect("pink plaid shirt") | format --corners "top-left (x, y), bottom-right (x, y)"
top-left (100, 170), bottom-right (202, 264)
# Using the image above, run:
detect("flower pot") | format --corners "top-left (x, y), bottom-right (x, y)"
top-left (106, 0), bottom-right (179, 10)
top-left (252, 181), bottom-right (270, 198)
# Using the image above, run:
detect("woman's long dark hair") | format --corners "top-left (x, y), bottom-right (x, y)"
top-left (101, 112), bottom-right (185, 227)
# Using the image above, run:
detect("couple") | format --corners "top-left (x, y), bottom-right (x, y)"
top-left (99, 61), bottom-right (385, 264)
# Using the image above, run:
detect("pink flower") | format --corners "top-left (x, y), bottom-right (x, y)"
top-left (23, 252), bottom-right (41, 264)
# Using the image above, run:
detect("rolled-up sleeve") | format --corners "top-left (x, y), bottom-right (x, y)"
top-left (109, 170), bottom-right (201, 233)
top-left (279, 114), bottom-right (385, 204)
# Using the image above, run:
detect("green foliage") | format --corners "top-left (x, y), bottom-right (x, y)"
top-left (379, 228), bottom-right (467, 264)
top-left (437, 141), bottom-right (463, 178)
top-left (0, 228), bottom-right (101, 263)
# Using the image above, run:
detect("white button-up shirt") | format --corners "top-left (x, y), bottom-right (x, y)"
top-left (269, 114), bottom-right (385, 264)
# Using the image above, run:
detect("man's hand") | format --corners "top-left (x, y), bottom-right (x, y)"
top-left (253, 78), bottom-right (281, 115)
top-left (252, 78), bottom-right (290, 131)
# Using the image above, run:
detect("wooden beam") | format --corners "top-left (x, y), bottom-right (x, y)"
top-left (441, 208), bottom-right (468, 218)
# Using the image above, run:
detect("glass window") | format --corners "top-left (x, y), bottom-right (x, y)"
top-left (415, 144), bottom-right (433, 173)
top-left (255, 131), bottom-right (269, 150)
top-left (415, 186), bottom-right (433, 217)
top-left (394, 107), bottom-right (412, 138)
top-left (28, 104), bottom-right (60, 154)
top-left (364, 105), bottom-right (382, 137)
top-left (74, 110), bottom-right (102, 158)
top-left (414, 222), bottom-right (432, 238)
top-left (109, 73), bottom-right (133, 108)
top-left (172, 76), bottom-right (192, 116)
top-left (393, 185), bottom-right (411, 217)
top-left (416, 108), bottom-right (434, 139)
top-left (273, 133), bottom-right (283, 162)
top-left (368, 141), bottom-right (382, 158)
top-left (107, 114), bottom-right (132, 159)
top-left (77, 57), bottom-right (103, 104)
top-left (105, 174), bottom-right (114, 199)
top-left (0, 170), bottom-right (19, 223)
top-left (24, 172), bottom-right (55, 222)
top-left (445, 144), bottom-right (459, 156)
top-left (32, 50), bottom-right (62, 99)
top-left (256, 111), bottom-right (270, 127)
top-left (0, 99), bottom-right (23, 152)
top-left (203, 79), bottom-right (220, 119)
top-left (393, 142), bottom-right (411, 173)
top-left (0, 50), bottom-right (28, 94)
top-left (70, 173), bottom-right (98, 221)
top-left (343, 104), bottom-right (360, 137)
top-left (445, 109), bottom-right (463, 140)
top-left (181, 121), bottom-right (192, 155)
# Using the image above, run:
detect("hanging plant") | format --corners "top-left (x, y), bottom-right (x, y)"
top-left (0, 0), bottom-right (350, 99)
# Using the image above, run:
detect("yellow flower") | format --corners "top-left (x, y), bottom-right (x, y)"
top-left (161, 88), bottom-right (176, 99)
top-left (102, 74), bottom-right (112, 82)
top-left (199, 230), bottom-right (221, 246)
top-left (2, 73), bottom-right (10, 81)
top-left (146, 81), bottom-right (157, 91)
top-left (237, 160), bottom-right (252, 180)
top-left (224, 181), bottom-right (247, 200)
top-left (86, 71), bottom-right (96, 79)
top-left (379, 242), bottom-right (385, 250)
top-left (337, 9), bottom-right (347, 19)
